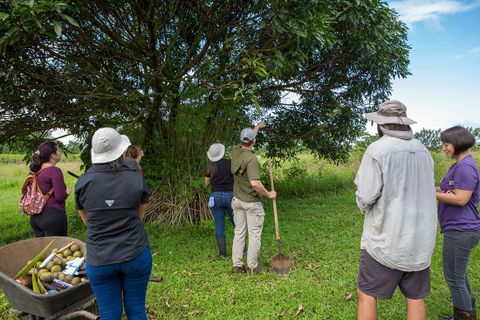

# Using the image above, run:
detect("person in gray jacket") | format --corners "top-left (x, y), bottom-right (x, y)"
top-left (355, 100), bottom-right (437, 320)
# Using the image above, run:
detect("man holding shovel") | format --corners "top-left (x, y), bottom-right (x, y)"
top-left (231, 122), bottom-right (276, 274)
top-left (355, 100), bottom-right (437, 320)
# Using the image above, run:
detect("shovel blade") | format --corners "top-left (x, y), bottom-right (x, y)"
top-left (272, 253), bottom-right (292, 275)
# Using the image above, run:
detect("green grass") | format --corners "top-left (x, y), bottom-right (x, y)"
top-left (0, 151), bottom-right (480, 319)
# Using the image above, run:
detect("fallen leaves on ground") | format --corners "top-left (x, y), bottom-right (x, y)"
top-left (295, 304), bottom-right (304, 317)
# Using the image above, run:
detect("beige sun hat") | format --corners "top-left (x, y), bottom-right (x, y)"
top-left (207, 143), bottom-right (225, 162)
top-left (91, 128), bottom-right (131, 164)
top-left (366, 100), bottom-right (417, 125)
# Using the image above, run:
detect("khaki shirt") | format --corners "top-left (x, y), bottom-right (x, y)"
top-left (231, 147), bottom-right (261, 202)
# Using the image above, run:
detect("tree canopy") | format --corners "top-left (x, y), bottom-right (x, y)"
top-left (0, 0), bottom-right (410, 223)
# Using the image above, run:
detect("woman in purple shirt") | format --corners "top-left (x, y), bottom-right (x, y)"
top-left (29, 141), bottom-right (70, 237)
top-left (436, 126), bottom-right (480, 320)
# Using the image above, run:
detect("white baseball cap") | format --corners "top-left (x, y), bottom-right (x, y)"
top-left (91, 128), bottom-right (131, 164)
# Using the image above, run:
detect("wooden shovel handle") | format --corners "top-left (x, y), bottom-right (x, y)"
top-left (268, 161), bottom-right (280, 241)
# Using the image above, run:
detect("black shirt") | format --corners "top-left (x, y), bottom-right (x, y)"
top-left (75, 164), bottom-right (149, 265)
top-left (205, 158), bottom-right (234, 192)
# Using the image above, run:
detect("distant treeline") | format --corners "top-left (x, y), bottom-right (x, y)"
top-left (414, 127), bottom-right (480, 151)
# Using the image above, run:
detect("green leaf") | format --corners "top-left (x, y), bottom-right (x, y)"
top-left (33, 17), bottom-right (42, 30)
top-left (14, 240), bottom-right (54, 279)
top-left (5, 25), bottom-right (20, 38)
top-left (0, 12), bottom-right (9, 21)
top-left (52, 20), bottom-right (62, 37)
top-left (60, 13), bottom-right (79, 27)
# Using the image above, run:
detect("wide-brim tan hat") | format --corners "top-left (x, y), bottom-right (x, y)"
top-left (91, 128), bottom-right (131, 164)
top-left (207, 143), bottom-right (225, 162)
top-left (366, 100), bottom-right (417, 125)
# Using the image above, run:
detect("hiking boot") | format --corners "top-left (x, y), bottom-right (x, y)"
top-left (233, 266), bottom-right (244, 274)
top-left (245, 266), bottom-right (264, 274)
top-left (440, 306), bottom-right (478, 320)
top-left (216, 236), bottom-right (227, 257)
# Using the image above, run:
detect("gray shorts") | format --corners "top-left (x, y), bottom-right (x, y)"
top-left (357, 250), bottom-right (430, 299)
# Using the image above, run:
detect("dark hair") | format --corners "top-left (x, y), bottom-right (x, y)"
top-left (30, 141), bottom-right (58, 173)
top-left (241, 139), bottom-right (254, 147)
top-left (126, 145), bottom-right (142, 159)
top-left (109, 155), bottom-right (124, 174)
top-left (206, 162), bottom-right (217, 178)
top-left (377, 124), bottom-right (411, 137)
top-left (440, 126), bottom-right (475, 155)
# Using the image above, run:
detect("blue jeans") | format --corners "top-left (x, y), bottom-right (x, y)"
top-left (209, 191), bottom-right (234, 238)
top-left (443, 230), bottom-right (480, 311)
top-left (86, 246), bottom-right (152, 320)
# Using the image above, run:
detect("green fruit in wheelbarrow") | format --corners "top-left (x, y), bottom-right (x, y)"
top-left (35, 261), bottom-right (42, 268)
top-left (38, 269), bottom-right (48, 276)
top-left (70, 244), bottom-right (80, 252)
top-left (40, 272), bottom-right (54, 283)
top-left (53, 257), bottom-right (63, 265)
top-left (51, 248), bottom-right (59, 253)
top-left (71, 277), bottom-right (81, 285)
top-left (51, 265), bottom-right (62, 273)
top-left (63, 249), bottom-right (72, 257)
top-left (46, 261), bottom-right (55, 271)
top-left (64, 275), bottom-right (73, 284)
top-left (73, 251), bottom-right (82, 258)
top-left (58, 273), bottom-right (66, 281)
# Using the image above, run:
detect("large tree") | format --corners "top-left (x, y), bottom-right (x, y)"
top-left (0, 0), bottom-right (410, 224)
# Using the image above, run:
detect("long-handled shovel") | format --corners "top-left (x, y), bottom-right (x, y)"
top-left (268, 161), bottom-right (292, 275)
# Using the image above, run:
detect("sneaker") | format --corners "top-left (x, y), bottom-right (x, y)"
top-left (246, 266), bottom-right (263, 274)
top-left (233, 266), bottom-right (244, 274)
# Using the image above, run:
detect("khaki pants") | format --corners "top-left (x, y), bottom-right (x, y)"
top-left (231, 197), bottom-right (265, 269)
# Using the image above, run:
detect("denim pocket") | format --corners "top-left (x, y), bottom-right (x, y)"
top-left (208, 196), bottom-right (215, 208)
top-left (123, 246), bottom-right (152, 274)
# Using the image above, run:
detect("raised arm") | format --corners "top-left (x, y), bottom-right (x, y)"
top-left (252, 120), bottom-right (265, 134)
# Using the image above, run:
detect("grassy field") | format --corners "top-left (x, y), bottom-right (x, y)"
top-left (0, 151), bottom-right (479, 319)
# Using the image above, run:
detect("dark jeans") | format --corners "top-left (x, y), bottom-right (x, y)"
top-left (86, 245), bottom-right (152, 320)
top-left (443, 230), bottom-right (480, 311)
top-left (30, 206), bottom-right (67, 237)
top-left (209, 191), bottom-right (234, 238)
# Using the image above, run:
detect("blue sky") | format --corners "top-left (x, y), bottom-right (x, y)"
top-left (384, 0), bottom-right (480, 132)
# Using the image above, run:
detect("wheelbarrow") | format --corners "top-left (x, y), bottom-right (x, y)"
top-left (0, 236), bottom-right (98, 319)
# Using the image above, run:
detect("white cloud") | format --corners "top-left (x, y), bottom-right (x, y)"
top-left (469, 46), bottom-right (480, 55)
top-left (390, 0), bottom-right (480, 27)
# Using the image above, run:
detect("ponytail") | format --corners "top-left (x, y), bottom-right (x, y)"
top-left (30, 141), bottom-right (58, 173)
top-left (126, 145), bottom-right (142, 159)
top-left (110, 155), bottom-right (124, 174)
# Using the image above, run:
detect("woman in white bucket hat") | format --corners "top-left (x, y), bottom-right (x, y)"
top-left (75, 128), bottom-right (151, 320)
top-left (205, 143), bottom-right (235, 257)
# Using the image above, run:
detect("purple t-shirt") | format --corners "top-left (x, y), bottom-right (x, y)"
top-left (438, 155), bottom-right (480, 232)
top-left (36, 166), bottom-right (69, 212)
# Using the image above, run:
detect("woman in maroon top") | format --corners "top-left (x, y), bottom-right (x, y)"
top-left (29, 141), bottom-right (71, 237)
